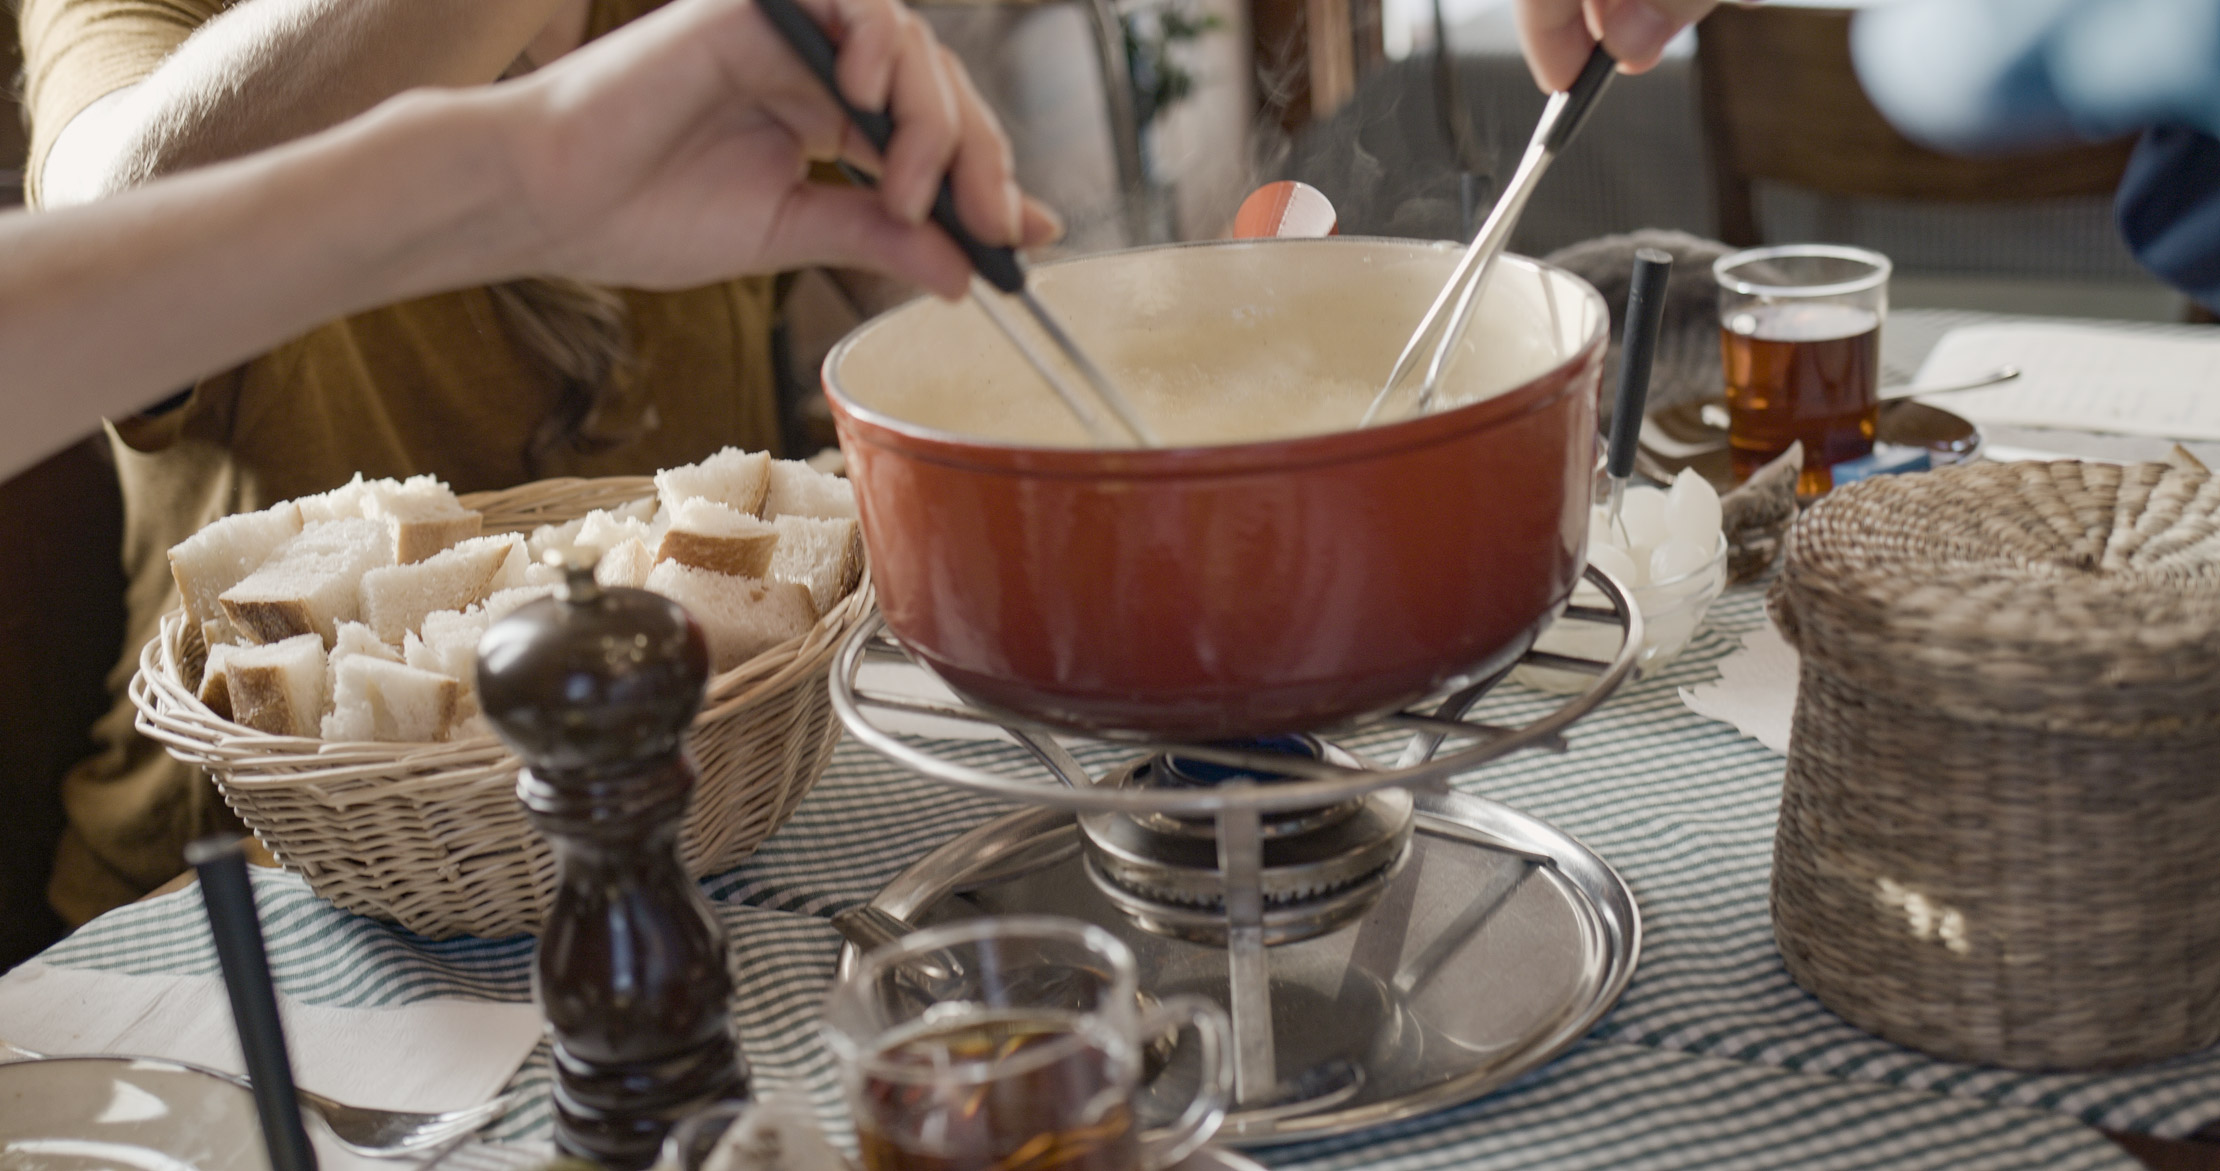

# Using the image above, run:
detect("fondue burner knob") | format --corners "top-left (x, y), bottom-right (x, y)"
top-left (479, 554), bottom-right (748, 1169)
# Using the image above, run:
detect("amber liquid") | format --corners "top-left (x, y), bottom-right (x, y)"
top-left (855, 1012), bottom-right (1139, 1171)
top-left (1721, 304), bottom-right (1880, 497)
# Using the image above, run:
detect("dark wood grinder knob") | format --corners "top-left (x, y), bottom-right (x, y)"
top-left (479, 556), bottom-right (748, 1168)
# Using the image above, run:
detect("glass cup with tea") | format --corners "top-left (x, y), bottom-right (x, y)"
top-left (1713, 244), bottom-right (1891, 497)
top-left (824, 916), bottom-right (1234, 1171)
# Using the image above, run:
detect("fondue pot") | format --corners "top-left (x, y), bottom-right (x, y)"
top-left (824, 238), bottom-right (1607, 738)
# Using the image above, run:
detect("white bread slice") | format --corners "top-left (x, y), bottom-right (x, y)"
top-left (327, 621), bottom-right (401, 706)
top-left (363, 475), bottom-right (480, 563)
top-left (769, 514), bottom-right (865, 616)
top-left (481, 585), bottom-right (558, 624)
top-left (466, 533), bottom-right (530, 593)
top-left (321, 656), bottom-right (464, 743)
top-left (527, 515), bottom-right (588, 562)
top-left (613, 497), bottom-right (659, 524)
top-left (168, 502), bottom-right (305, 630)
top-left (654, 499), bottom-right (777, 578)
top-left (762, 459), bottom-right (859, 520)
top-left (294, 474), bottom-right (375, 525)
top-left (577, 510), bottom-right (654, 556)
top-left (655, 447), bottom-right (772, 517)
top-left (330, 621), bottom-right (400, 663)
top-left (406, 607), bottom-right (492, 685)
top-left (219, 518), bottom-right (390, 646)
top-left (358, 537), bottom-right (513, 643)
top-left (596, 538), bottom-right (656, 589)
top-left (226, 633), bottom-right (327, 737)
top-left (199, 642), bottom-right (238, 721)
top-left (645, 561), bottom-right (815, 671)
top-left (202, 615), bottom-right (242, 652)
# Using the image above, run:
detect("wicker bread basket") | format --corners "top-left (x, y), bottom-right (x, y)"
top-left (1767, 456), bottom-right (2220, 1069)
top-left (129, 475), bottom-right (874, 940)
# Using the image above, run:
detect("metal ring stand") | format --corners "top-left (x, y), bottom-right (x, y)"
top-left (830, 567), bottom-right (1644, 1120)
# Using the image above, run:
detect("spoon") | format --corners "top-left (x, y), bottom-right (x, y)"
top-left (1604, 249), bottom-right (1674, 544)
top-left (755, 0), bottom-right (1156, 447)
top-left (1694, 365), bottom-right (2025, 430)
top-left (1361, 46), bottom-right (1618, 426)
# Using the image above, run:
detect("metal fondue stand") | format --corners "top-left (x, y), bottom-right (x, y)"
top-left (828, 567), bottom-right (1647, 1144)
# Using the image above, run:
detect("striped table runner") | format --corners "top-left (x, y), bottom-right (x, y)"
top-left (37, 585), bottom-right (2217, 1169)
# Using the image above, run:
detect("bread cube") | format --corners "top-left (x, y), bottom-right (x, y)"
top-left (655, 447), bottom-right (772, 517)
top-left (596, 538), bottom-right (656, 589)
top-left (644, 561), bottom-right (815, 671)
top-left (168, 502), bottom-right (305, 630)
top-left (406, 608), bottom-right (492, 686)
top-left (294, 474), bottom-right (374, 525)
top-left (769, 514), bottom-right (865, 616)
top-left (220, 518), bottom-right (390, 645)
top-left (226, 633), bottom-right (327, 737)
top-left (350, 475), bottom-right (478, 563)
top-left (358, 536), bottom-right (514, 643)
top-left (321, 657), bottom-right (465, 743)
top-left (654, 499), bottom-right (777, 578)
top-left (762, 459), bottom-right (859, 520)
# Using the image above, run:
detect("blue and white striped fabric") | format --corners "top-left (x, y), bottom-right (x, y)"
top-left (35, 585), bottom-right (2217, 1169)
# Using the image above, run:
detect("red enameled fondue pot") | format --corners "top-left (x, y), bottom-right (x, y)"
top-left (824, 238), bottom-right (1607, 739)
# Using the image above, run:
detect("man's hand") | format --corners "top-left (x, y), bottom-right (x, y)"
top-left (491, 0), bottom-right (1058, 301)
top-left (1516, 0), bottom-right (1717, 91)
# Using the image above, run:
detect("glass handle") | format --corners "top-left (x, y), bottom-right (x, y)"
top-left (1138, 995), bottom-right (1234, 1170)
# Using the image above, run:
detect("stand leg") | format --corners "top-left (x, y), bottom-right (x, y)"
top-left (1217, 793), bottom-right (1276, 1104)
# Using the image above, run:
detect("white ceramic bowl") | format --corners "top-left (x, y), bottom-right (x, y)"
top-left (1514, 531), bottom-right (1729, 694)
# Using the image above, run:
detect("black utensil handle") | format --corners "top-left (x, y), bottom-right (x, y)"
top-left (756, 0), bottom-right (1025, 293)
top-left (1607, 247), bottom-right (1673, 481)
top-left (1541, 45), bottom-right (1617, 154)
top-left (188, 836), bottom-right (318, 1171)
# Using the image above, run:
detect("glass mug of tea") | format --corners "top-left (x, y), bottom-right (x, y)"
top-left (1714, 244), bottom-right (1892, 497)
top-left (824, 916), bottom-right (1234, 1171)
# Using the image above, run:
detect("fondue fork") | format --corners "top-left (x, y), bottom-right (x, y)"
top-left (1360, 46), bottom-right (1618, 427)
top-left (756, 0), bottom-right (1158, 447)
top-left (1604, 249), bottom-right (1674, 543)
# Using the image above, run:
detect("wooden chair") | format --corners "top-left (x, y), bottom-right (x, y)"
top-left (1694, 2), bottom-right (2136, 248)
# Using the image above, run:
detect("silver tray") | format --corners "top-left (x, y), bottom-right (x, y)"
top-left (838, 788), bottom-right (1640, 1145)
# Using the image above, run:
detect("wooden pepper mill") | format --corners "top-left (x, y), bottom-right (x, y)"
top-left (479, 555), bottom-right (748, 1168)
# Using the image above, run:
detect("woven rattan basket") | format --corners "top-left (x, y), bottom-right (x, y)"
top-left (129, 475), bottom-right (874, 940)
top-left (1767, 455), bottom-right (2220, 1069)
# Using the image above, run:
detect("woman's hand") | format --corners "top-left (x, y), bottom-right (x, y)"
top-left (1516, 0), bottom-right (1716, 91)
top-left (490, 0), bottom-right (1058, 299)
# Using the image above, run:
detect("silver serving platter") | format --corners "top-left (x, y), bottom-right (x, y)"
top-left (838, 788), bottom-right (1640, 1146)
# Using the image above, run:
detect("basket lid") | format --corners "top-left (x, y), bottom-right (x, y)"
top-left (1770, 454), bottom-right (2220, 729)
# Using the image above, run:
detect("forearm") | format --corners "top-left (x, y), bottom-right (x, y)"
top-left (44, 0), bottom-right (570, 202)
top-left (0, 89), bottom-right (533, 477)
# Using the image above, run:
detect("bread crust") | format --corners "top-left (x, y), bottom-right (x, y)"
top-left (655, 528), bottom-right (776, 577)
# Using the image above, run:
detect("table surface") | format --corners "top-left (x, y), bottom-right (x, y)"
top-left (30, 577), bottom-right (2220, 1171)
top-left (25, 307), bottom-right (2220, 1169)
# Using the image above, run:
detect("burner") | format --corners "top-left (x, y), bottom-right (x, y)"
top-left (1079, 738), bottom-right (1416, 946)
top-left (826, 567), bottom-right (1646, 1140)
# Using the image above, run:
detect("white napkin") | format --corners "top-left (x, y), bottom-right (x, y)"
top-left (1678, 622), bottom-right (1800, 755)
top-left (0, 961), bottom-right (543, 1170)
